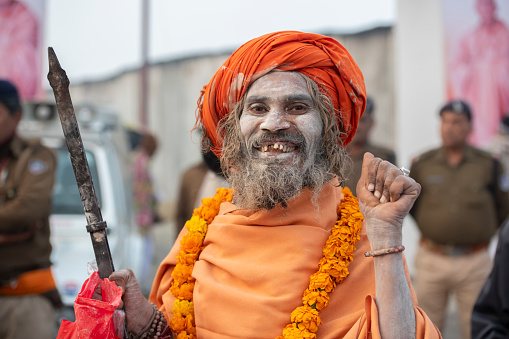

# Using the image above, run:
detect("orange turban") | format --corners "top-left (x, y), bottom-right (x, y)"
top-left (197, 31), bottom-right (366, 156)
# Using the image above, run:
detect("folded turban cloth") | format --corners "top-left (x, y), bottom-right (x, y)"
top-left (197, 31), bottom-right (366, 157)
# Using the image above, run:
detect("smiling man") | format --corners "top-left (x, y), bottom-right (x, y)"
top-left (96, 31), bottom-right (441, 339)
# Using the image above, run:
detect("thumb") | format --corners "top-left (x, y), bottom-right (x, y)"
top-left (357, 152), bottom-right (375, 194)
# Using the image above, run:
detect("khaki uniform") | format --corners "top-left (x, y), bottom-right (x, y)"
top-left (0, 135), bottom-right (58, 339)
top-left (410, 145), bottom-right (509, 339)
top-left (345, 144), bottom-right (396, 196)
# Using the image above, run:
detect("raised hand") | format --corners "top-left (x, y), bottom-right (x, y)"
top-left (356, 152), bottom-right (421, 250)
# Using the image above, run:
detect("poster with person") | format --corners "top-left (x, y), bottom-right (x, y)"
top-left (0, 0), bottom-right (46, 100)
top-left (443, 0), bottom-right (509, 147)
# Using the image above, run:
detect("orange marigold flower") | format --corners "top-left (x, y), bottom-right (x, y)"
top-left (170, 282), bottom-right (195, 300)
top-left (290, 306), bottom-right (322, 333)
top-left (185, 315), bottom-right (196, 333)
top-left (180, 233), bottom-right (204, 253)
top-left (170, 314), bottom-right (187, 333)
top-left (171, 264), bottom-right (195, 284)
top-left (302, 289), bottom-right (330, 310)
top-left (308, 272), bottom-right (335, 292)
top-left (281, 324), bottom-right (317, 339)
top-left (178, 281), bottom-right (195, 300)
top-left (176, 331), bottom-right (196, 339)
top-left (177, 252), bottom-right (199, 265)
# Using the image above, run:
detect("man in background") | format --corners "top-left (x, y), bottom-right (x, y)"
top-left (471, 220), bottom-right (509, 338)
top-left (0, 0), bottom-right (40, 99)
top-left (175, 149), bottom-right (228, 233)
top-left (449, 0), bottom-right (509, 145)
top-left (132, 132), bottom-right (159, 294)
top-left (345, 96), bottom-right (396, 196)
top-left (0, 79), bottom-right (60, 338)
top-left (410, 100), bottom-right (509, 339)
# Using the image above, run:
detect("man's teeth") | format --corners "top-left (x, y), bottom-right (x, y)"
top-left (260, 143), bottom-right (296, 153)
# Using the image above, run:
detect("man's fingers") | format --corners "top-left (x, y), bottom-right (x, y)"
top-left (389, 175), bottom-right (421, 203)
top-left (380, 167), bottom-right (401, 203)
top-left (109, 269), bottom-right (136, 309)
top-left (359, 152), bottom-right (377, 192)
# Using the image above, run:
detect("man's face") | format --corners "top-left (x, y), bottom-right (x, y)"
top-left (239, 71), bottom-right (323, 170)
top-left (440, 111), bottom-right (472, 148)
top-left (0, 103), bottom-right (20, 145)
top-left (477, 0), bottom-right (496, 24)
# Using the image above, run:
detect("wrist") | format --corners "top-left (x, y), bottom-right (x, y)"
top-left (367, 233), bottom-right (402, 251)
top-left (365, 220), bottom-right (402, 251)
top-left (130, 301), bottom-right (156, 336)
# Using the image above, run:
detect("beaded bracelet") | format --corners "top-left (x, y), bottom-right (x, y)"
top-left (131, 303), bottom-right (169, 339)
top-left (364, 245), bottom-right (405, 257)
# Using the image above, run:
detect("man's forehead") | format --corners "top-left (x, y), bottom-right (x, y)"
top-left (245, 93), bottom-right (313, 104)
top-left (245, 72), bottom-right (311, 99)
top-left (441, 110), bottom-right (470, 122)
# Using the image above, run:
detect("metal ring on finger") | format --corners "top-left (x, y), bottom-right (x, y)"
top-left (400, 167), bottom-right (410, 177)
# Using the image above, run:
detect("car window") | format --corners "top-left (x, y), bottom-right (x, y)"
top-left (52, 147), bottom-right (102, 214)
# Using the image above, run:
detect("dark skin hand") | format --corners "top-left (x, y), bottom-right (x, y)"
top-left (93, 269), bottom-right (155, 336)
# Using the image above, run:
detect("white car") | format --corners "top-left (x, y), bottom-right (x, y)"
top-left (18, 102), bottom-right (143, 315)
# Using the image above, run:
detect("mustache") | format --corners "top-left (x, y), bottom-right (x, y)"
top-left (247, 131), bottom-right (307, 151)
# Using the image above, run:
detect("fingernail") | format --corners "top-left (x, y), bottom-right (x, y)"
top-left (380, 195), bottom-right (387, 203)
top-left (368, 184), bottom-right (374, 192)
top-left (374, 190), bottom-right (381, 199)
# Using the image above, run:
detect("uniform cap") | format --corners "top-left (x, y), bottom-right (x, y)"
top-left (0, 79), bottom-right (21, 114)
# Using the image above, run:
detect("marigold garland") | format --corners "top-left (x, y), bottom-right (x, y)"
top-left (168, 187), bottom-right (363, 339)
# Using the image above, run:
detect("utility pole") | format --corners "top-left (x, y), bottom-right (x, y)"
top-left (140, 0), bottom-right (149, 129)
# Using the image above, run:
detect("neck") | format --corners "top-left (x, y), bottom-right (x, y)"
top-left (481, 17), bottom-right (498, 28)
top-left (444, 144), bottom-right (466, 167)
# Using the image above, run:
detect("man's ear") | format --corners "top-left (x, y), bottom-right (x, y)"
top-left (12, 109), bottom-right (22, 125)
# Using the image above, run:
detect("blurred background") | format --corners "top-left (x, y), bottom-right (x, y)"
top-left (3, 0), bottom-right (509, 337)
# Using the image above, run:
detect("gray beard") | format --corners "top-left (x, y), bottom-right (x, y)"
top-left (228, 133), bottom-right (332, 210)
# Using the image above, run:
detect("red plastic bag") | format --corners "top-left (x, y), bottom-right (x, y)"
top-left (57, 271), bottom-right (123, 339)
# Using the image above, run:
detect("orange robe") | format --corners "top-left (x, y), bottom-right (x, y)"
top-left (150, 182), bottom-right (441, 338)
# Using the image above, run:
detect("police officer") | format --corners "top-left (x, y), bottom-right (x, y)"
top-left (0, 80), bottom-right (60, 339)
top-left (410, 100), bottom-right (509, 339)
top-left (345, 96), bottom-right (396, 196)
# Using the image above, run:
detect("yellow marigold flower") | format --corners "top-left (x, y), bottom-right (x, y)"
top-left (309, 272), bottom-right (335, 292)
top-left (302, 289), bottom-right (330, 310)
top-left (290, 306), bottom-right (322, 333)
top-left (186, 215), bottom-right (208, 235)
top-left (173, 299), bottom-right (194, 317)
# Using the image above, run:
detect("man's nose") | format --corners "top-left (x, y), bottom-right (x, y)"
top-left (260, 110), bottom-right (290, 132)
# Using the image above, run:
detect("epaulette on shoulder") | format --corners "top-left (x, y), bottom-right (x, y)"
top-left (25, 137), bottom-right (45, 151)
top-left (470, 146), bottom-right (495, 160)
top-left (412, 148), bottom-right (439, 164)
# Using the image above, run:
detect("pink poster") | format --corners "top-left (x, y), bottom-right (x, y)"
top-left (443, 0), bottom-right (509, 146)
top-left (0, 0), bottom-right (45, 100)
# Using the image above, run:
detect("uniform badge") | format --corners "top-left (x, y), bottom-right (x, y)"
top-left (28, 159), bottom-right (48, 175)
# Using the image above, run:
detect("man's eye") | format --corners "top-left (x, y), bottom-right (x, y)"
top-left (249, 105), bottom-right (267, 113)
top-left (288, 104), bottom-right (308, 114)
